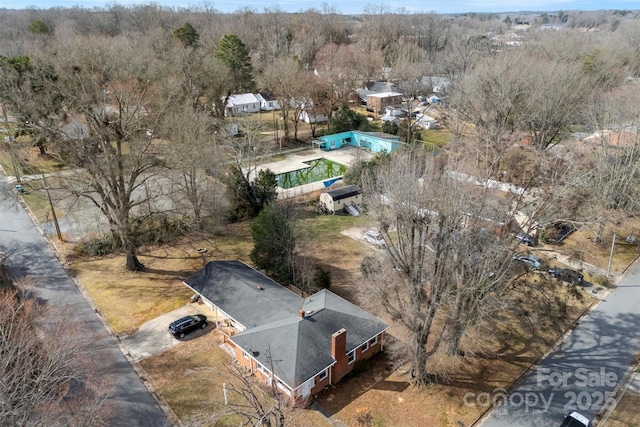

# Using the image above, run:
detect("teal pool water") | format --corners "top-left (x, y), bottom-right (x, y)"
top-left (276, 158), bottom-right (347, 189)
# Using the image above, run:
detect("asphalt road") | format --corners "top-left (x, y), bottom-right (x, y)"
top-left (0, 179), bottom-right (170, 427)
top-left (480, 260), bottom-right (640, 426)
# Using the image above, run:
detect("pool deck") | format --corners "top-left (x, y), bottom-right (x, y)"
top-left (254, 146), bottom-right (375, 199)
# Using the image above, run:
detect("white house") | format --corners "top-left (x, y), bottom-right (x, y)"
top-left (415, 114), bottom-right (438, 129)
top-left (225, 93), bottom-right (261, 117)
top-left (300, 107), bottom-right (328, 124)
top-left (256, 93), bottom-right (281, 111)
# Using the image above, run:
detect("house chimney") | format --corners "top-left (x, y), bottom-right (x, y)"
top-left (298, 309), bottom-right (305, 318)
top-left (331, 328), bottom-right (348, 383)
top-left (331, 328), bottom-right (347, 359)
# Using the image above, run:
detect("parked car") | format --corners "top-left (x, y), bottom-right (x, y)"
top-left (560, 411), bottom-right (590, 427)
top-left (549, 268), bottom-right (584, 285)
top-left (516, 232), bottom-right (538, 246)
top-left (545, 221), bottom-right (578, 245)
top-left (513, 253), bottom-right (542, 270)
top-left (169, 314), bottom-right (208, 339)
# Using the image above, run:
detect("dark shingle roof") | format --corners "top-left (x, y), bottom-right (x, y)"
top-left (230, 289), bottom-right (389, 389)
top-left (183, 260), bottom-right (303, 329)
top-left (326, 185), bottom-right (362, 201)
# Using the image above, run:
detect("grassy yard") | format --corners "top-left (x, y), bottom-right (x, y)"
top-left (60, 201), bottom-right (628, 426)
top-left (420, 128), bottom-right (451, 149)
top-left (68, 225), bottom-right (253, 335)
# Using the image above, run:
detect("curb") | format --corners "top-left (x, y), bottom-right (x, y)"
top-left (593, 367), bottom-right (638, 426)
top-left (470, 297), bottom-right (601, 427)
top-left (3, 173), bottom-right (181, 427)
top-left (67, 273), bottom-right (183, 427)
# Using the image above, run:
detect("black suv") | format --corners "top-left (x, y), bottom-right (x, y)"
top-left (169, 314), bottom-right (208, 339)
top-left (549, 268), bottom-right (584, 285)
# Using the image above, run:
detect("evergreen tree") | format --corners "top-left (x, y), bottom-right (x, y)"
top-left (331, 104), bottom-right (365, 133)
top-left (225, 165), bottom-right (277, 222)
top-left (250, 202), bottom-right (296, 284)
top-left (27, 20), bottom-right (51, 35)
top-left (215, 33), bottom-right (254, 92)
top-left (172, 22), bottom-right (199, 48)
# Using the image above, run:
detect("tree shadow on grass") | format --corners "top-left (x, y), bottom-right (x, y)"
top-left (142, 266), bottom-right (199, 278)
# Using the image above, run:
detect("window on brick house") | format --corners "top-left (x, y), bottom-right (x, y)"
top-left (347, 350), bottom-right (355, 364)
top-left (318, 368), bottom-right (328, 381)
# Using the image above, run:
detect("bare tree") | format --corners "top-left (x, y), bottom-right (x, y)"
top-left (451, 50), bottom-right (524, 173)
top-left (34, 35), bottom-right (170, 271)
top-left (570, 86), bottom-right (640, 243)
top-left (163, 106), bottom-right (223, 229)
top-left (0, 284), bottom-right (110, 426)
top-left (515, 55), bottom-right (587, 150)
top-left (440, 28), bottom-right (492, 82)
top-left (187, 363), bottom-right (289, 427)
top-left (259, 57), bottom-right (304, 143)
top-left (361, 149), bottom-right (517, 385)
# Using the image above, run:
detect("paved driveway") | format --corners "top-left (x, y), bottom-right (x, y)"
top-left (122, 303), bottom-right (214, 361)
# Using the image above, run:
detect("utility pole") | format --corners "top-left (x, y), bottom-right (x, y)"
top-left (42, 172), bottom-right (63, 242)
top-left (5, 135), bottom-right (21, 185)
top-left (607, 232), bottom-right (616, 281)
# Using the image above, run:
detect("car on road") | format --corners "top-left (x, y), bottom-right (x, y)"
top-left (549, 268), bottom-right (584, 285)
top-left (516, 232), bottom-right (538, 246)
top-left (513, 253), bottom-right (542, 270)
top-left (169, 314), bottom-right (208, 339)
top-left (560, 411), bottom-right (590, 426)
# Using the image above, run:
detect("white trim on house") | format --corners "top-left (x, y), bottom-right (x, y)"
top-left (182, 282), bottom-right (247, 332)
top-left (347, 350), bottom-right (356, 365)
top-left (318, 368), bottom-right (328, 381)
top-left (295, 377), bottom-right (315, 399)
top-left (369, 335), bottom-right (379, 347)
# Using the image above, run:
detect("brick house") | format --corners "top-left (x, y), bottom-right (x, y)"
top-left (183, 260), bottom-right (389, 403)
top-left (366, 92), bottom-right (403, 115)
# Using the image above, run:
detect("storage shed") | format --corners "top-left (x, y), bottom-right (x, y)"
top-left (320, 185), bottom-right (362, 214)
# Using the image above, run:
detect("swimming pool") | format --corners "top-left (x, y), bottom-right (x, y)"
top-left (276, 158), bottom-right (347, 189)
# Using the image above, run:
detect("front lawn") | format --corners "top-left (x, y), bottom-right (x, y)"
top-left (68, 226), bottom-right (253, 335)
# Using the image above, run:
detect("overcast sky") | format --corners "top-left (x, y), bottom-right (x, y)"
top-left (4, 0), bottom-right (639, 14)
